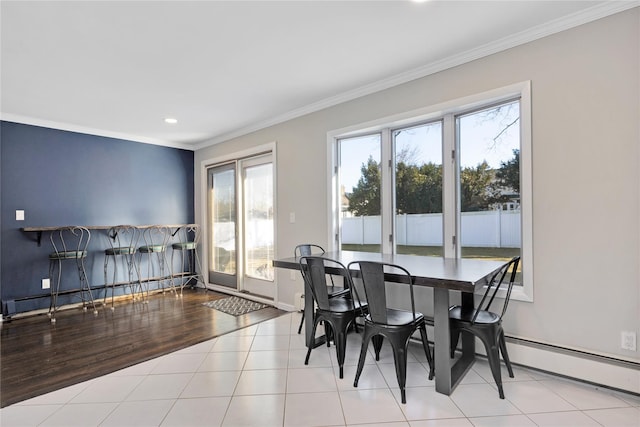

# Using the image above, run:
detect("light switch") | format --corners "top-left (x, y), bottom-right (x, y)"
top-left (289, 212), bottom-right (296, 223)
top-left (16, 210), bottom-right (25, 221)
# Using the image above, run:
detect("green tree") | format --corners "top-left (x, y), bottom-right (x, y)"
top-left (396, 162), bottom-right (442, 214)
top-left (348, 157), bottom-right (506, 215)
top-left (495, 149), bottom-right (519, 191)
top-left (346, 157), bottom-right (381, 216)
top-left (460, 161), bottom-right (495, 211)
top-left (488, 149), bottom-right (520, 206)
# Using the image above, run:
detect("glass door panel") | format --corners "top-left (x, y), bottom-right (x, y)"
top-left (393, 121), bottom-right (443, 257)
top-left (242, 154), bottom-right (274, 298)
top-left (207, 163), bottom-right (237, 288)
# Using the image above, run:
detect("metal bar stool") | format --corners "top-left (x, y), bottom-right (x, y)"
top-left (170, 224), bottom-right (205, 297)
top-left (104, 225), bottom-right (142, 309)
top-left (137, 225), bottom-right (173, 300)
top-left (48, 226), bottom-right (98, 323)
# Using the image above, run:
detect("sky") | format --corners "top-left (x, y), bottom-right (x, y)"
top-left (339, 101), bottom-right (520, 192)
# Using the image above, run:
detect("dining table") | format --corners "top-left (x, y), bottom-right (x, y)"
top-left (273, 250), bottom-right (508, 396)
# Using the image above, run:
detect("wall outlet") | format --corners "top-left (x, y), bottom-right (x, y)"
top-left (621, 331), bottom-right (637, 351)
top-left (16, 210), bottom-right (25, 221)
top-left (42, 278), bottom-right (50, 290)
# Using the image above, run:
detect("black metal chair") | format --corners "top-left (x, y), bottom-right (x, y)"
top-left (294, 244), bottom-right (350, 334)
top-left (448, 256), bottom-right (521, 399)
top-left (171, 224), bottom-right (205, 296)
top-left (104, 225), bottom-right (142, 309)
top-left (299, 256), bottom-right (367, 379)
top-left (48, 226), bottom-right (98, 322)
top-left (349, 260), bottom-right (434, 404)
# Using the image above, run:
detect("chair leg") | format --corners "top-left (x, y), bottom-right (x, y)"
top-left (450, 326), bottom-right (460, 358)
top-left (389, 334), bottom-right (409, 403)
top-left (477, 331), bottom-right (505, 399)
top-left (327, 315), bottom-right (353, 379)
top-left (419, 325), bottom-right (434, 380)
top-left (305, 315), bottom-right (321, 365)
top-left (372, 335), bottom-right (384, 361)
top-left (325, 322), bottom-right (332, 347)
top-left (170, 249), bottom-right (179, 297)
top-left (335, 329), bottom-right (347, 379)
top-left (498, 329), bottom-right (514, 378)
top-left (391, 344), bottom-right (409, 404)
top-left (78, 258), bottom-right (98, 315)
top-left (126, 255), bottom-right (139, 302)
top-left (297, 309), bottom-right (305, 334)
top-left (49, 260), bottom-right (60, 323)
top-left (103, 256), bottom-right (110, 308)
top-left (354, 328), bottom-right (372, 387)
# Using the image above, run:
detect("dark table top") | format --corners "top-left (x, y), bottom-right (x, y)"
top-left (273, 250), bottom-right (506, 292)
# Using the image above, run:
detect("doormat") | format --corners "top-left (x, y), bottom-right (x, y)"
top-left (203, 296), bottom-right (269, 316)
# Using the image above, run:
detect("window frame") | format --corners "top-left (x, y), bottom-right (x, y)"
top-left (327, 81), bottom-right (533, 302)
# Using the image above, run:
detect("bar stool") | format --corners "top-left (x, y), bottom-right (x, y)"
top-left (137, 225), bottom-right (172, 300)
top-left (103, 225), bottom-right (141, 309)
top-left (48, 226), bottom-right (98, 323)
top-left (171, 224), bottom-right (205, 297)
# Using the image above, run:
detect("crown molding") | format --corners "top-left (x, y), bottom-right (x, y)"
top-left (0, 113), bottom-right (195, 151)
top-left (195, 1), bottom-right (639, 150)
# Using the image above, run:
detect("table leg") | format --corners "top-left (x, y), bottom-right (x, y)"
top-left (433, 288), bottom-right (452, 394)
top-left (460, 292), bottom-right (476, 357)
top-left (434, 289), bottom-right (477, 395)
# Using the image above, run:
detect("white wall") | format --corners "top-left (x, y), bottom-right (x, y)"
top-left (195, 9), bottom-right (639, 369)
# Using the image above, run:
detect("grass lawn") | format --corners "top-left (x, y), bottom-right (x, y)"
top-left (342, 244), bottom-right (519, 261)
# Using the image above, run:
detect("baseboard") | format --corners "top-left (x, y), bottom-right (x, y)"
top-left (503, 337), bottom-right (640, 395)
top-left (277, 302), bottom-right (296, 312)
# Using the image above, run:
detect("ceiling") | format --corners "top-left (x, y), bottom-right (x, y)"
top-left (1, 1), bottom-right (635, 150)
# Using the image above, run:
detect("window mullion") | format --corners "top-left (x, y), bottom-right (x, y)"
top-left (442, 113), bottom-right (459, 259)
top-left (380, 128), bottom-right (393, 254)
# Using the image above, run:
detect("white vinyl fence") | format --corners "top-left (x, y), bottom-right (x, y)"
top-left (343, 210), bottom-right (520, 248)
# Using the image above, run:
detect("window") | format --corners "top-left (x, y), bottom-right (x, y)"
top-left (330, 82), bottom-right (532, 301)
top-left (338, 134), bottom-right (381, 253)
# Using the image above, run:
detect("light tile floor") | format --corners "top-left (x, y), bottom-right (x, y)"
top-left (1, 312), bottom-right (639, 426)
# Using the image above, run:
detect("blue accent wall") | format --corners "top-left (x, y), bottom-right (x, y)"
top-left (0, 121), bottom-right (195, 315)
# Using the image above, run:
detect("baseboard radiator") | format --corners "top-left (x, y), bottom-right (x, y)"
top-left (503, 335), bottom-right (639, 395)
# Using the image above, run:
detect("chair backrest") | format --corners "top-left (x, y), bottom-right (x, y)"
top-left (299, 256), bottom-right (353, 311)
top-left (294, 244), bottom-right (325, 257)
top-left (49, 226), bottom-right (91, 257)
top-left (107, 225), bottom-right (139, 252)
top-left (473, 256), bottom-right (521, 323)
top-left (348, 261), bottom-right (416, 324)
top-left (140, 225), bottom-right (171, 249)
top-left (178, 224), bottom-right (201, 245)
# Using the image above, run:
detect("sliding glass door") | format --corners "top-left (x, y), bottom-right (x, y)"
top-left (207, 152), bottom-right (275, 298)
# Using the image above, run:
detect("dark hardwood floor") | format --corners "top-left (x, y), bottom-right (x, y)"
top-left (0, 288), bottom-right (285, 408)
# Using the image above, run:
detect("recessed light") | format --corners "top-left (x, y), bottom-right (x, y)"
top-left (164, 118), bottom-right (178, 124)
